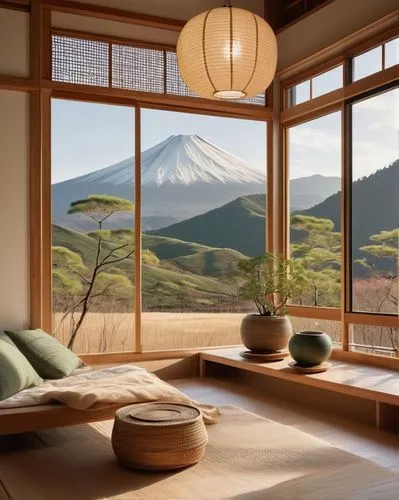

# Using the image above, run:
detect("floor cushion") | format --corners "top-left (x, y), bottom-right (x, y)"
top-left (5, 329), bottom-right (83, 379)
top-left (0, 331), bottom-right (42, 401)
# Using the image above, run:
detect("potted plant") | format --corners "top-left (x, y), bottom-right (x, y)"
top-left (237, 253), bottom-right (307, 353)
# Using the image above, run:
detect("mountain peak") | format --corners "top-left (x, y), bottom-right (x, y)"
top-left (141, 134), bottom-right (265, 186)
top-left (55, 134), bottom-right (265, 188)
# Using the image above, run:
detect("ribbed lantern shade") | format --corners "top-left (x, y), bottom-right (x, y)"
top-left (177, 6), bottom-right (277, 100)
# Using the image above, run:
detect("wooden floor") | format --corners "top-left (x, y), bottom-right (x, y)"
top-left (171, 377), bottom-right (399, 473)
top-left (1, 375), bottom-right (398, 491)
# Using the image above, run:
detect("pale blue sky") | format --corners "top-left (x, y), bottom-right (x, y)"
top-left (52, 99), bottom-right (267, 183)
top-left (52, 86), bottom-right (398, 184)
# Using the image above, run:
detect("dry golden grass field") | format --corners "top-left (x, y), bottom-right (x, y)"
top-left (53, 312), bottom-right (245, 353)
top-left (53, 312), bottom-right (396, 356)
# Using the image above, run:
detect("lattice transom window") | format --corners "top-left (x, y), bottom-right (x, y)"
top-left (52, 35), bottom-right (109, 87)
top-left (51, 33), bottom-right (267, 106)
top-left (112, 45), bottom-right (164, 93)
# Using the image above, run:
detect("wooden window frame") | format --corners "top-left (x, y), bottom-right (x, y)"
top-left (281, 27), bottom-right (399, 366)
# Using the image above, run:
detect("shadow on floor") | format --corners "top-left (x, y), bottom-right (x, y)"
top-left (0, 423), bottom-right (183, 500)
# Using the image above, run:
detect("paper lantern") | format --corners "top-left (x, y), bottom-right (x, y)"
top-left (177, 4), bottom-right (277, 100)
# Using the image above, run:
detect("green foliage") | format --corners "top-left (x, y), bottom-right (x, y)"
top-left (236, 253), bottom-right (307, 316)
top-left (359, 245), bottom-right (397, 258)
top-left (142, 249), bottom-right (159, 266)
top-left (93, 273), bottom-right (133, 299)
top-left (290, 214), bottom-right (341, 307)
top-left (360, 228), bottom-right (398, 260)
top-left (88, 228), bottom-right (134, 244)
top-left (357, 228), bottom-right (398, 275)
top-left (369, 229), bottom-right (398, 246)
top-left (52, 246), bottom-right (86, 271)
top-left (291, 214), bottom-right (335, 234)
top-left (52, 269), bottom-right (83, 296)
top-left (68, 195), bottom-right (133, 224)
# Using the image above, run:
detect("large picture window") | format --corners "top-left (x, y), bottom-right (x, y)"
top-left (349, 86), bottom-right (398, 356)
top-left (51, 101), bottom-right (267, 353)
top-left (351, 86), bottom-right (398, 315)
top-left (141, 110), bottom-right (267, 350)
top-left (51, 99), bottom-right (135, 353)
top-left (287, 111), bottom-right (342, 308)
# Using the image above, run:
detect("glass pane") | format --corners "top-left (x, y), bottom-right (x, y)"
top-left (312, 66), bottom-right (343, 98)
top-left (352, 46), bottom-right (382, 81)
top-left (290, 317), bottom-right (342, 347)
top-left (350, 324), bottom-right (398, 357)
top-left (52, 100), bottom-right (135, 353)
top-left (385, 38), bottom-right (399, 68)
top-left (288, 112), bottom-right (342, 307)
top-left (288, 80), bottom-right (310, 107)
top-left (351, 88), bottom-right (399, 314)
top-left (141, 109), bottom-right (267, 350)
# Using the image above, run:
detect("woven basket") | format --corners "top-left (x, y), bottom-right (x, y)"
top-left (111, 402), bottom-right (208, 471)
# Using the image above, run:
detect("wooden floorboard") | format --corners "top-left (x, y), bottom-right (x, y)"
top-left (171, 377), bottom-right (399, 473)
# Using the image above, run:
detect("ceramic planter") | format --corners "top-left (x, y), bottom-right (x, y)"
top-left (288, 331), bottom-right (332, 367)
top-left (240, 314), bottom-right (293, 353)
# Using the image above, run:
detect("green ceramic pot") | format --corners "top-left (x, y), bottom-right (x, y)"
top-left (288, 331), bottom-right (332, 367)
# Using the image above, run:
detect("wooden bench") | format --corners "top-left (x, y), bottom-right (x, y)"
top-left (200, 347), bottom-right (399, 433)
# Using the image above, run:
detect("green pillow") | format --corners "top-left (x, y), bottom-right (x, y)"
top-left (0, 331), bottom-right (42, 401)
top-left (5, 329), bottom-right (83, 379)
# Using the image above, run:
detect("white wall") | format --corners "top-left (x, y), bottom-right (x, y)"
top-left (0, 91), bottom-right (30, 330)
top-left (0, 8), bottom-right (30, 77)
top-left (277, 0), bottom-right (399, 71)
top-left (0, 8), bottom-right (30, 330)
top-left (51, 12), bottom-right (179, 45)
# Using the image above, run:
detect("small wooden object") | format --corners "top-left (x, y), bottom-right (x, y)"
top-left (240, 350), bottom-right (289, 362)
top-left (111, 402), bottom-right (208, 471)
top-left (288, 361), bottom-right (331, 374)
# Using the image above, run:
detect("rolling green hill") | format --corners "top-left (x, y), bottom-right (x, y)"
top-left (52, 225), bottom-right (241, 310)
top-left (301, 160), bottom-right (398, 271)
top-left (169, 248), bottom-right (245, 277)
top-left (154, 162), bottom-right (398, 274)
top-left (152, 194), bottom-right (266, 256)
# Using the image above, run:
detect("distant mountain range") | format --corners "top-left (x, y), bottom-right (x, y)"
top-left (154, 161), bottom-right (398, 272)
top-left (52, 134), bottom-right (340, 231)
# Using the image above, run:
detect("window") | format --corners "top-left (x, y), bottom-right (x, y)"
top-left (351, 87), bottom-right (399, 316)
top-left (141, 109), bottom-right (267, 350)
top-left (51, 99), bottom-right (135, 353)
top-left (287, 111), bottom-right (342, 307)
top-left (350, 325), bottom-right (398, 357)
top-left (385, 37), bottom-right (399, 68)
top-left (312, 66), bottom-right (343, 98)
top-left (288, 80), bottom-right (310, 107)
top-left (287, 65), bottom-right (343, 108)
top-left (352, 38), bottom-right (398, 81)
top-left (51, 34), bottom-right (267, 106)
top-left (352, 46), bottom-right (382, 81)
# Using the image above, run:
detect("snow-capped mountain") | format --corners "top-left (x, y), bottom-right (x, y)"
top-left (52, 135), bottom-right (266, 230)
top-left (52, 134), bottom-right (341, 231)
